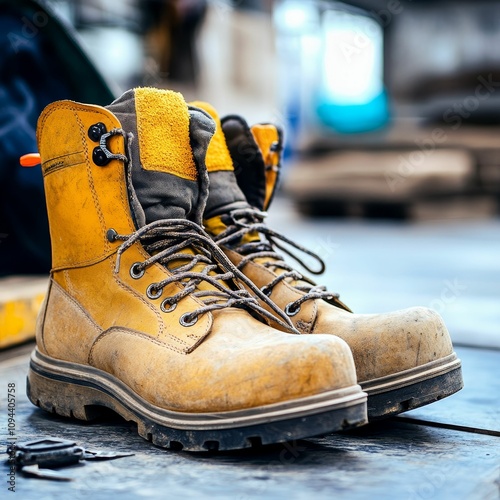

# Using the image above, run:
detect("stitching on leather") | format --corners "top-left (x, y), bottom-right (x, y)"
top-left (51, 280), bottom-right (101, 332)
top-left (63, 269), bottom-right (74, 296)
top-left (37, 278), bottom-right (52, 355)
top-left (110, 252), bottom-right (210, 349)
top-left (52, 248), bottom-right (118, 272)
top-left (131, 247), bottom-right (212, 345)
top-left (110, 252), bottom-right (165, 336)
top-left (43, 156), bottom-right (85, 177)
top-left (42, 104), bottom-right (119, 269)
top-left (89, 326), bottom-right (185, 366)
top-left (45, 280), bottom-right (102, 362)
top-left (74, 110), bottom-right (107, 240)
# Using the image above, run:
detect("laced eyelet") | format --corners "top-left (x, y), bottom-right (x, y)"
top-left (160, 300), bottom-right (177, 313)
top-left (92, 146), bottom-right (110, 166)
top-left (261, 286), bottom-right (272, 297)
top-left (130, 262), bottom-right (145, 279)
top-left (146, 284), bottom-right (162, 300)
top-left (180, 313), bottom-right (198, 327)
top-left (285, 302), bottom-right (301, 316)
top-left (106, 228), bottom-right (118, 242)
top-left (88, 122), bottom-right (107, 142)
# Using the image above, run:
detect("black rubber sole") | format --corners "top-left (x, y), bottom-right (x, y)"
top-left (362, 354), bottom-right (463, 421)
top-left (27, 349), bottom-right (368, 452)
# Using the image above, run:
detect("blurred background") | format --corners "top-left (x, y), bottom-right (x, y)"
top-left (39, 0), bottom-right (500, 218)
top-left (0, 0), bottom-right (499, 350)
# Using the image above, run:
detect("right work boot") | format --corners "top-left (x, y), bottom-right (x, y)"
top-left (26, 87), bottom-right (367, 452)
top-left (193, 103), bottom-right (463, 423)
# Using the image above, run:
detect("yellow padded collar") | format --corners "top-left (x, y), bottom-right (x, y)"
top-left (190, 101), bottom-right (234, 173)
top-left (135, 87), bottom-right (197, 181)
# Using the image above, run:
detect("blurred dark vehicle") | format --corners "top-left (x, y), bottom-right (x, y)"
top-left (0, 0), bottom-right (114, 275)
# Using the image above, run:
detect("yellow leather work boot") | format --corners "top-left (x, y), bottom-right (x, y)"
top-left (26, 88), bottom-right (368, 452)
top-left (193, 102), bottom-right (464, 421)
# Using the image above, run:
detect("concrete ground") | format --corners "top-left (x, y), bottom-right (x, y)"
top-left (1, 196), bottom-right (499, 499)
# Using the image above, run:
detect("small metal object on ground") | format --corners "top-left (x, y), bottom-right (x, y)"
top-left (5, 436), bottom-right (135, 482)
top-left (14, 438), bottom-right (84, 468)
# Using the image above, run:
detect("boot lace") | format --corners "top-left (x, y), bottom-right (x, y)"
top-left (110, 218), bottom-right (301, 332)
top-left (212, 208), bottom-right (343, 316)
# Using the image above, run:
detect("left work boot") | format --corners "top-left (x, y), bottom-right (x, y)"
top-left (192, 101), bottom-right (464, 421)
top-left (25, 88), bottom-right (368, 452)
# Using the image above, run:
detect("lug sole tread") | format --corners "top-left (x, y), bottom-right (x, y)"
top-left (27, 355), bottom-right (368, 452)
top-left (365, 365), bottom-right (464, 421)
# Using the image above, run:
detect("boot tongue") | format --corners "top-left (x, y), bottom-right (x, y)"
top-left (106, 88), bottom-right (214, 227)
top-left (190, 102), bottom-right (250, 220)
top-left (209, 113), bottom-right (308, 290)
top-left (219, 115), bottom-right (282, 212)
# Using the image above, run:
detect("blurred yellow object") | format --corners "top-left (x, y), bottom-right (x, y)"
top-left (0, 277), bottom-right (47, 349)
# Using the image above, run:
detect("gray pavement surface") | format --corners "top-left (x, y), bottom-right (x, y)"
top-left (0, 344), bottom-right (498, 500)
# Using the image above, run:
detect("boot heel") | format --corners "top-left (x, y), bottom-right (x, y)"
top-left (27, 367), bottom-right (111, 421)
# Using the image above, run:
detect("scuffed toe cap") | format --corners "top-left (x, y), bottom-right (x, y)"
top-left (315, 305), bottom-right (454, 382)
top-left (90, 310), bottom-right (358, 413)
top-left (177, 321), bottom-right (359, 412)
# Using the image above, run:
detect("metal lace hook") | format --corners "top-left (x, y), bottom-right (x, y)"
top-left (99, 128), bottom-right (129, 163)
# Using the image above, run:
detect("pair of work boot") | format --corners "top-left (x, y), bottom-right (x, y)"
top-left (24, 88), bottom-right (463, 452)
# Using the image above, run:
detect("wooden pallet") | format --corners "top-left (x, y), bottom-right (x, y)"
top-left (285, 148), bottom-right (500, 220)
